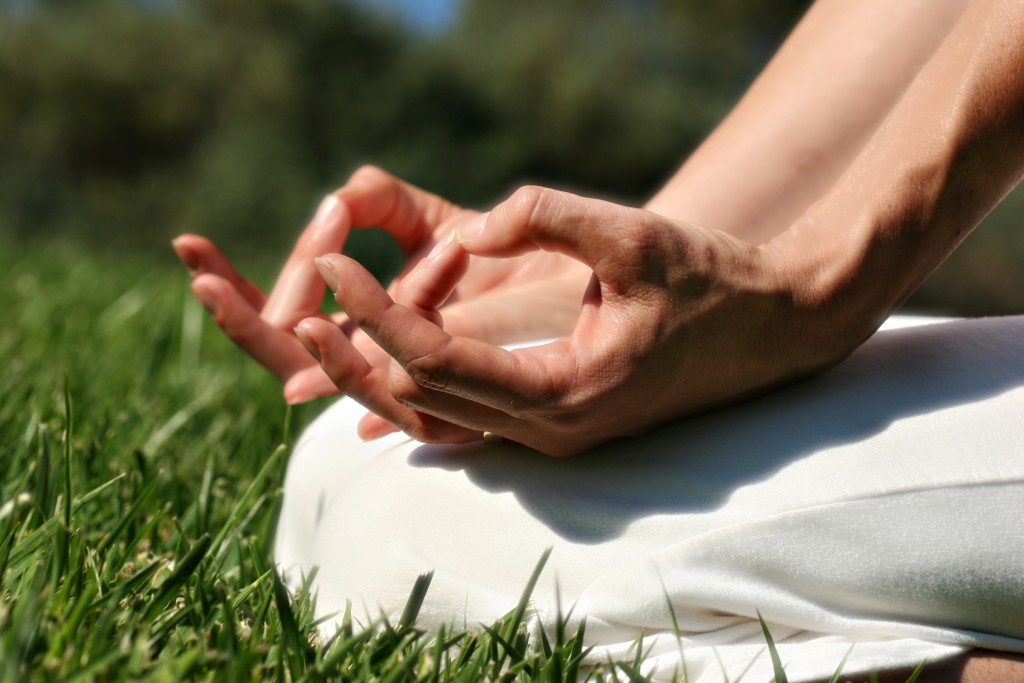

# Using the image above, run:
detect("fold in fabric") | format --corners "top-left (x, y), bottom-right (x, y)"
top-left (276, 316), bottom-right (1024, 682)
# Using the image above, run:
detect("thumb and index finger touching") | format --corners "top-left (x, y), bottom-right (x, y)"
top-left (340, 165), bottom-right (466, 254)
top-left (255, 165), bottom-right (466, 327)
top-left (332, 187), bottom-right (657, 417)
top-left (456, 186), bottom-right (661, 293)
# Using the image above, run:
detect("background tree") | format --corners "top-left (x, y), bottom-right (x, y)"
top-left (0, 0), bottom-right (1020, 313)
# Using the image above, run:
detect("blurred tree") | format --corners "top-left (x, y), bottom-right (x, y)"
top-left (440, 0), bottom-right (810, 200)
top-left (0, 0), bottom-right (810, 252)
top-left (0, 0), bottom-right (416, 261)
top-left (0, 0), bottom-right (1020, 313)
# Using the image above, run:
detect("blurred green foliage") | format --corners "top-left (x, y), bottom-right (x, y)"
top-left (0, 0), bottom-right (1021, 313)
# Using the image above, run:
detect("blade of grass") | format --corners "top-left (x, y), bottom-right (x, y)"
top-left (502, 547), bottom-right (551, 644)
top-left (33, 423), bottom-right (51, 520)
top-left (660, 573), bottom-right (689, 683)
top-left (210, 444), bottom-right (286, 565)
top-left (398, 571), bottom-right (434, 633)
top-left (826, 643), bottom-right (855, 683)
top-left (271, 568), bottom-right (306, 680)
top-left (756, 610), bottom-right (788, 683)
top-left (95, 477), bottom-right (157, 557)
top-left (54, 380), bottom-right (74, 580)
top-left (142, 532), bottom-right (211, 622)
top-left (903, 659), bottom-right (928, 683)
top-left (615, 660), bottom-right (651, 683)
top-left (230, 568), bottom-right (274, 611)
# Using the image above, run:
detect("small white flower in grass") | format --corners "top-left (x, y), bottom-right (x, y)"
top-left (0, 492), bottom-right (31, 521)
top-left (238, 618), bottom-right (252, 639)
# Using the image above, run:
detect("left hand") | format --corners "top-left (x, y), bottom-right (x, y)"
top-left (297, 186), bottom-right (862, 456)
top-left (174, 166), bottom-right (589, 414)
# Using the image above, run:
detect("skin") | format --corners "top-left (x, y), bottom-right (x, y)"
top-left (175, 1), bottom-right (1024, 678)
top-left (300, 0), bottom-right (1024, 456)
top-left (174, 0), bottom-right (982, 439)
top-left (172, 165), bottom-right (589, 437)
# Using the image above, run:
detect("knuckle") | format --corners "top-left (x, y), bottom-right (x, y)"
top-left (620, 217), bottom-right (662, 258)
top-left (343, 363), bottom-right (376, 394)
top-left (388, 367), bottom-right (423, 404)
top-left (618, 218), bottom-right (675, 286)
top-left (503, 185), bottom-right (552, 231)
top-left (540, 405), bottom-right (589, 432)
top-left (408, 423), bottom-right (446, 445)
top-left (398, 412), bottom-right (453, 444)
top-left (228, 314), bottom-right (265, 346)
top-left (403, 353), bottom-right (452, 391)
top-left (404, 422), bottom-right (434, 442)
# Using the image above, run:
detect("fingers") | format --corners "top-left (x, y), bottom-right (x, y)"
top-left (356, 411), bottom-right (400, 440)
top-left (294, 318), bottom-right (479, 444)
top-left (191, 274), bottom-right (328, 384)
top-left (338, 165), bottom-right (465, 253)
top-left (388, 228), bottom-right (469, 319)
top-left (172, 234), bottom-right (267, 310)
top-left (456, 186), bottom-right (664, 290)
top-left (316, 253), bottom-right (567, 413)
top-left (261, 195), bottom-right (351, 328)
top-left (283, 365), bottom-right (345, 405)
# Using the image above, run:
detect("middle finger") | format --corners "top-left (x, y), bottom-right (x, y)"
top-left (317, 253), bottom-right (564, 415)
top-left (294, 318), bottom-right (480, 444)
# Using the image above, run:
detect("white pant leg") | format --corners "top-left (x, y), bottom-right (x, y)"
top-left (276, 316), bottom-right (1024, 682)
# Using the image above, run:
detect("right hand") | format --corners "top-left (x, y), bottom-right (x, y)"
top-left (298, 186), bottom-right (871, 456)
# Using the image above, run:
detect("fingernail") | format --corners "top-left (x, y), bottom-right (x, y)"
top-left (293, 327), bottom-right (321, 362)
top-left (285, 390), bottom-right (313, 405)
top-left (285, 385), bottom-right (321, 405)
top-left (455, 212), bottom-right (488, 244)
top-left (314, 257), bottom-right (340, 293)
top-left (171, 238), bottom-right (200, 272)
top-left (192, 284), bottom-right (220, 316)
top-left (311, 195), bottom-right (345, 237)
top-left (425, 229), bottom-right (456, 261)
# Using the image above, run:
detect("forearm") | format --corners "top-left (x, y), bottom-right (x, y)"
top-left (772, 0), bottom-right (1024, 346)
top-left (646, 0), bottom-right (968, 244)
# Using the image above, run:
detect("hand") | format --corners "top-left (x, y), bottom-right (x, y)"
top-left (173, 166), bottom-right (589, 407)
top-left (297, 186), bottom-right (864, 456)
top-left (172, 193), bottom-right (350, 403)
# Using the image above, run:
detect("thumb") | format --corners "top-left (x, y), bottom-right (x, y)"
top-left (455, 186), bottom-right (657, 289)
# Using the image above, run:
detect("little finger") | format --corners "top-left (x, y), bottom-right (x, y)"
top-left (262, 195), bottom-right (350, 328)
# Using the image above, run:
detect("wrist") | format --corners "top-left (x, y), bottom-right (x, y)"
top-left (759, 214), bottom-right (888, 370)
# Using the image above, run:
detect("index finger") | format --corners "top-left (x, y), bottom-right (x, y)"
top-left (456, 186), bottom-right (662, 292)
top-left (261, 195), bottom-right (351, 327)
top-left (319, 253), bottom-right (568, 414)
top-left (339, 165), bottom-right (466, 254)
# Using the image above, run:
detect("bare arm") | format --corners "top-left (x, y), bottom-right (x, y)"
top-left (771, 0), bottom-right (1024, 344)
top-left (647, 0), bottom-right (969, 244)
top-left (299, 0), bottom-right (1024, 455)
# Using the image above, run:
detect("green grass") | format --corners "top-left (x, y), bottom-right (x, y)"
top-left (0, 238), bottom-right (612, 681)
top-left (0, 238), bottom-right (932, 682)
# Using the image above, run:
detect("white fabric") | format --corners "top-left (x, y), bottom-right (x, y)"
top-left (276, 315), bottom-right (1024, 682)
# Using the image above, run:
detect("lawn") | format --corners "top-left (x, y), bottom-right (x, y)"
top-left (1, 238), bottom-right (930, 682)
top-left (0, 239), bottom-right (612, 681)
